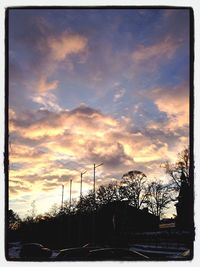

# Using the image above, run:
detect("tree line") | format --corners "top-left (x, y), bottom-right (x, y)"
top-left (8, 148), bottom-right (190, 230)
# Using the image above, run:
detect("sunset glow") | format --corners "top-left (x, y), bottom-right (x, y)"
top-left (8, 8), bottom-right (190, 217)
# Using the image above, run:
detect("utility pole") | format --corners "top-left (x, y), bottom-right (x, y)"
top-left (92, 163), bottom-right (103, 244)
top-left (61, 184), bottom-right (64, 210)
top-left (80, 170), bottom-right (87, 201)
top-left (69, 179), bottom-right (72, 210)
top-left (68, 179), bottom-right (72, 245)
top-left (79, 170), bottom-right (86, 245)
top-left (93, 163), bottom-right (103, 203)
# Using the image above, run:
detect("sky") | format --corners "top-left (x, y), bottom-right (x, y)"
top-left (8, 8), bottom-right (190, 218)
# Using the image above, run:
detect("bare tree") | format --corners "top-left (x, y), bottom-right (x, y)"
top-left (62, 199), bottom-right (77, 214)
top-left (76, 190), bottom-right (96, 213)
top-left (8, 209), bottom-right (21, 230)
top-left (162, 147), bottom-right (189, 189)
top-left (25, 200), bottom-right (37, 222)
top-left (119, 170), bottom-right (147, 209)
top-left (145, 181), bottom-right (172, 219)
top-left (45, 203), bottom-right (60, 217)
top-left (31, 200), bottom-right (36, 218)
top-left (96, 181), bottom-right (120, 205)
top-left (162, 147), bottom-right (193, 229)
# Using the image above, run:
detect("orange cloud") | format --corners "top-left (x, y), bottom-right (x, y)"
top-left (28, 31), bottom-right (88, 98)
top-left (48, 32), bottom-right (88, 61)
top-left (149, 85), bottom-right (189, 130)
top-left (9, 103), bottom-right (188, 205)
top-left (37, 77), bottom-right (59, 93)
top-left (10, 105), bottom-right (118, 140)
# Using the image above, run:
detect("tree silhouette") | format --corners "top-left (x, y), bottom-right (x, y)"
top-left (63, 199), bottom-right (77, 214)
top-left (76, 190), bottom-right (96, 213)
top-left (162, 147), bottom-right (189, 189)
top-left (145, 181), bottom-right (171, 219)
top-left (162, 147), bottom-right (193, 230)
top-left (119, 170), bottom-right (147, 209)
top-left (8, 209), bottom-right (21, 230)
top-left (96, 182), bottom-right (120, 205)
top-left (45, 203), bottom-right (60, 218)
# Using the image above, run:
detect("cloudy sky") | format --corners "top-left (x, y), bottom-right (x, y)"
top-left (8, 8), bottom-right (190, 217)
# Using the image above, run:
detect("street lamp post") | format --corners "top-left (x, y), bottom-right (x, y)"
top-left (92, 162), bottom-right (103, 244)
top-left (69, 179), bottom-right (72, 210)
top-left (78, 170), bottom-right (86, 245)
top-left (93, 163), bottom-right (103, 203)
top-left (80, 170), bottom-right (87, 201)
top-left (61, 184), bottom-right (64, 210)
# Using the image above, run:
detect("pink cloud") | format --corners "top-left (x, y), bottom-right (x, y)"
top-left (37, 77), bottom-right (59, 93)
top-left (148, 84), bottom-right (189, 130)
top-left (26, 31), bottom-right (88, 97)
top-left (132, 37), bottom-right (180, 64)
top-left (48, 32), bottom-right (88, 61)
top-left (9, 101), bottom-right (189, 204)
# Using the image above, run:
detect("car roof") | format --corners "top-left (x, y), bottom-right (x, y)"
top-left (23, 243), bottom-right (43, 247)
top-left (88, 247), bottom-right (149, 259)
